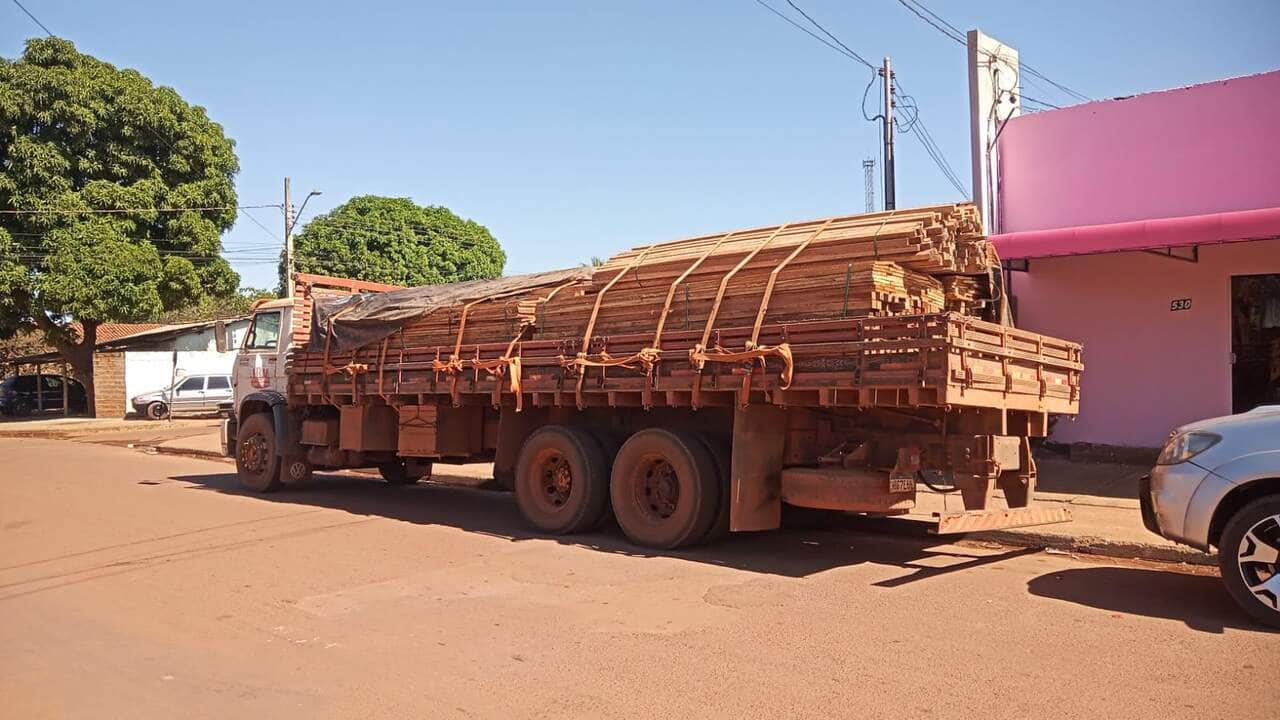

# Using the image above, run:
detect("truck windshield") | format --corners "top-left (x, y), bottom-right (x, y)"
top-left (246, 311), bottom-right (282, 349)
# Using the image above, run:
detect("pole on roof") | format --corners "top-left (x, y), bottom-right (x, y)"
top-left (62, 361), bottom-right (69, 416)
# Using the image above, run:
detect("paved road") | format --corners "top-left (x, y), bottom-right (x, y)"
top-left (1, 439), bottom-right (1273, 719)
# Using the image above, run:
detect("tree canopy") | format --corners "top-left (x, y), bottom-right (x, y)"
top-left (290, 195), bottom-right (505, 288)
top-left (0, 37), bottom-right (241, 405)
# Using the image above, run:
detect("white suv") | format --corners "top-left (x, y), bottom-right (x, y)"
top-left (1141, 405), bottom-right (1280, 628)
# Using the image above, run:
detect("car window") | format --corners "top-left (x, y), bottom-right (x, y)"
top-left (177, 377), bottom-right (205, 392)
top-left (245, 311), bottom-right (282, 350)
top-left (43, 376), bottom-right (63, 390)
top-left (206, 376), bottom-right (230, 390)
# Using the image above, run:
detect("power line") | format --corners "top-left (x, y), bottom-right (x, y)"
top-left (751, 0), bottom-right (873, 69)
top-left (782, 0), bottom-right (876, 70)
top-left (1021, 95), bottom-right (1061, 110)
top-left (238, 207), bottom-right (283, 242)
top-left (890, 0), bottom-right (1091, 103)
top-left (11, 0), bottom-right (53, 37)
top-left (894, 0), bottom-right (963, 45)
top-left (0, 204), bottom-right (281, 215)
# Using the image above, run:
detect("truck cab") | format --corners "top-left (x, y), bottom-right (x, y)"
top-left (219, 298), bottom-right (295, 462)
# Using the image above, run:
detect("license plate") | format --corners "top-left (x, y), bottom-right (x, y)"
top-left (888, 474), bottom-right (915, 493)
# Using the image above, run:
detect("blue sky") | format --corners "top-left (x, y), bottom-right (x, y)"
top-left (5, 0), bottom-right (1278, 290)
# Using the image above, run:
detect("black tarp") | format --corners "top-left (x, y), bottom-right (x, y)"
top-left (308, 267), bottom-right (592, 351)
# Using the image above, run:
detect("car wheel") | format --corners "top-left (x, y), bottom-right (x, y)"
top-left (1218, 495), bottom-right (1280, 629)
top-left (145, 401), bottom-right (169, 421)
top-left (11, 399), bottom-right (33, 417)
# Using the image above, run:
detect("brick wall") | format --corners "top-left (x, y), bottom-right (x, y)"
top-left (93, 350), bottom-right (127, 419)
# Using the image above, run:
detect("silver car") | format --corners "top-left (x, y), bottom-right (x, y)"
top-left (131, 374), bottom-right (234, 420)
top-left (1141, 405), bottom-right (1280, 628)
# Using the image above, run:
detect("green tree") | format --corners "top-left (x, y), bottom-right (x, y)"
top-left (288, 195), bottom-right (504, 288)
top-left (156, 287), bottom-right (276, 324)
top-left (0, 38), bottom-right (241, 410)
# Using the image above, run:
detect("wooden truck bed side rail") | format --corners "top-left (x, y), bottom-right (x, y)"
top-left (286, 312), bottom-right (1081, 416)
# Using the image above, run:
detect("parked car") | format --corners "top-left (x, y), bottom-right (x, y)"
top-left (1141, 405), bottom-right (1280, 628)
top-left (131, 374), bottom-right (233, 420)
top-left (0, 374), bottom-right (87, 417)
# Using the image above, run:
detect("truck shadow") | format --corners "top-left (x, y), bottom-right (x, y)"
top-left (169, 471), bottom-right (1036, 583)
top-left (168, 471), bottom-right (1263, 634)
top-left (1027, 566), bottom-right (1274, 634)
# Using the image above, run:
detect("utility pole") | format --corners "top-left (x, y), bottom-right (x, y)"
top-left (881, 56), bottom-right (896, 211)
top-left (862, 157), bottom-right (877, 212)
top-left (283, 177), bottom-right (295, 298)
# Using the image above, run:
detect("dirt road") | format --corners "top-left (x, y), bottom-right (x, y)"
top-left (1, 439), bottom-right (1273, 719)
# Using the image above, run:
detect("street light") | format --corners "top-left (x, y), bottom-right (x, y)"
top-left (289, 190), bottom-right (322, 236)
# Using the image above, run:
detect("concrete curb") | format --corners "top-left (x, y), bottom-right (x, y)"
top-left (967, 528), bottom-right (1217, 566)
top-left (144, 444), bottom-right (233, 463)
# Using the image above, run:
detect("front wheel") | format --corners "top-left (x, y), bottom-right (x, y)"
top-left (145, 401), bottom-right (168, 420)
top-left (235, 413), bottom-right (281, 493)
top-left (1219, 495), bottom-right (1280, 629)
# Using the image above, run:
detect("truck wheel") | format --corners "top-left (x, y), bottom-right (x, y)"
top-left (379, 460), bottom-right (430, 485)
top-left (235, 413), bottom-right (281, 493)
top-left (145, 401), bottom-right (168, 421)
top-left (586, 428), bottom-right (623, 530)
top-left (1218, 495), bottom-right (1280, 629)
top-left (697, 435), bottom-right (732, 543)
top-left (514, 425), bottom-right (609, 534)
top-left (610, 428), bottom-right (718, 549)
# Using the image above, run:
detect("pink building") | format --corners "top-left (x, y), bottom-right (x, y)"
top-left (989, 70), bottom-right (1280, 448)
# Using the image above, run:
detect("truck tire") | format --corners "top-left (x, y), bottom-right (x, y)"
top-left (380, 460), bottom-right (430, 485)
top-left (586, 428), bottom-right (623, 531)
top-left (697, 435), bottom-right (732, 543)
top-left (610, 428), bottom-right (718, 549)
top-left (145, 401), bottom-right (168, 421)
top-left (235, 413), bottom-right (281, 493)
top-left (514, 425), bottom-right (610, 535)
top-left (1218, 495), bottom-right (1280, 629)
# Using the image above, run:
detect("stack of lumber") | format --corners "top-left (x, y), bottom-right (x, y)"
top-left (299, 203), bottom-right (995, 355)
top-left (939, 275), bottom-right (986, 315)
top-left (536, 204), bottom-right (989, 341)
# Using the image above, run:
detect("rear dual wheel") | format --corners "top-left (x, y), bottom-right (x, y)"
top-left (514, 425), bottom-right (610, 535)
top-left (610, 429), bottom-right (720, 550)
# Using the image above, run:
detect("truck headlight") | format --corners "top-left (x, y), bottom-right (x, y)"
top-left (1156, 431), bottom-right (1220, 465)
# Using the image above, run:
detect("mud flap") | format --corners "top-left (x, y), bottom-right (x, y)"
top-left (730, 405), bottom-right (786, 531)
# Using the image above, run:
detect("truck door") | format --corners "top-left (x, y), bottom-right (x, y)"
top-left (234, 309), bottom-right (287, 405)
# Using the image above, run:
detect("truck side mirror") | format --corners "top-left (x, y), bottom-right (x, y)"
top-left (214, 320), bottom-right (227, 353)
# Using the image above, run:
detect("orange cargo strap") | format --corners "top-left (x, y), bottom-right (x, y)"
top-left (573, 245), bottom-right (654, 408)
top-left (748, 217), bottom-right (835, 349)
top-left (689, 342), bottom-right (794, 389)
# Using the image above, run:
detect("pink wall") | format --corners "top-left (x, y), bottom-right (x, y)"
top-left (998, 71), bottom-right (1280, 233)
top-left (1013, 240), bottom-right (1280, 447)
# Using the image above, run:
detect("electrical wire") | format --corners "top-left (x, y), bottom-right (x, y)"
top-left (752, 0), bottom-right (873, 69)
top-left (10, 0), bottom-right (53, 37)
top-left (782, 0), bottom-right (876, 69)
top-left (890, 0), bottom-right (1091, 103)
top-left (0, 204), bottom-right (281, 214)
